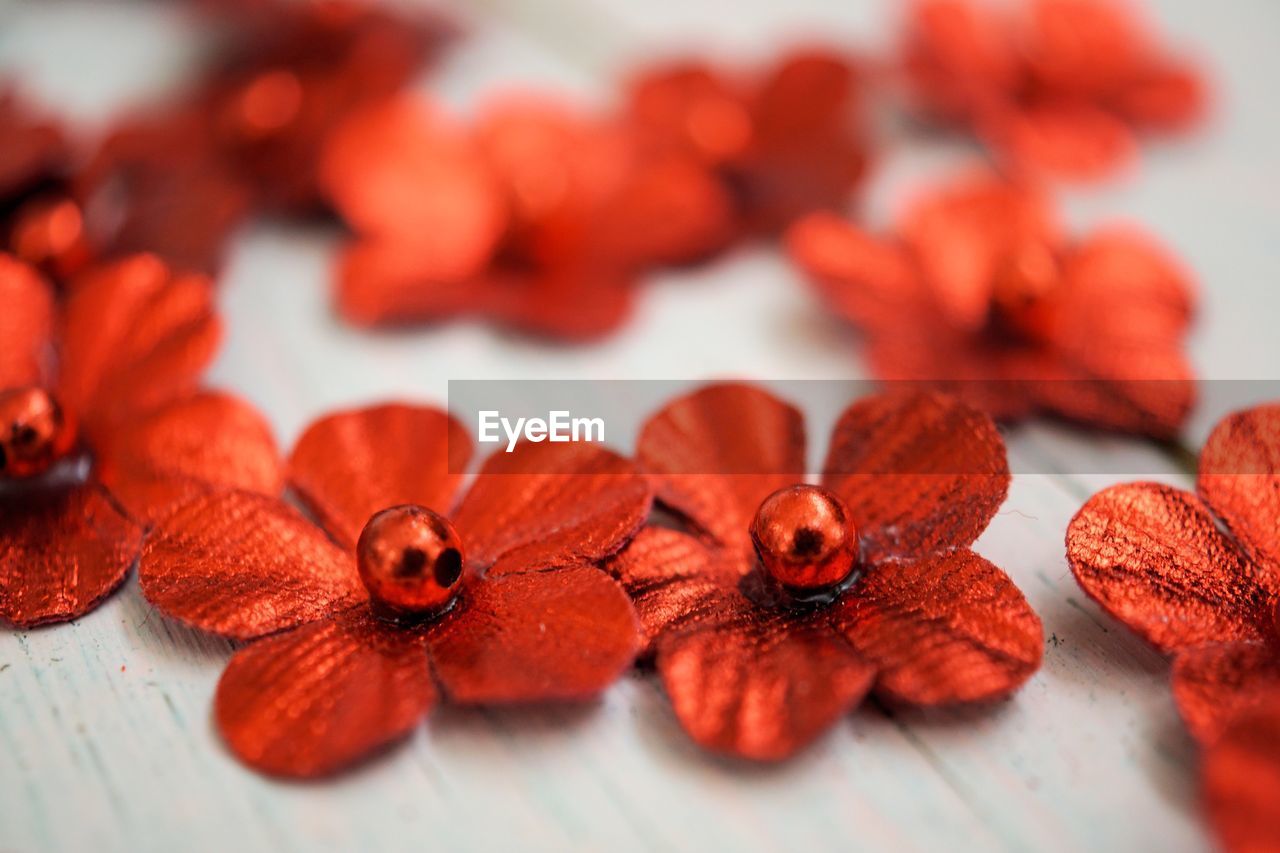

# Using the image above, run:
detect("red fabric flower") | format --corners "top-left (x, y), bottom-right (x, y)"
top-left (902, 0), bottom-right (1206, 180)
top-left (605, 383), bottom-right (1042, 760)
top-left (192, 0), bottom-right (455, 213)
top-left (1068, 402), bottom-right (1280, 744)
top-left (1202, 693), bottom-right (1280, 853)
top-left (787, 171), bottom-right (1196, 438)
top-left (0, 253), bottom-right (280, 627)
top-left (320, 94), bottom-right (731, 338)
top-left (625, 47), bottom-right (868, 237)
top-left (138, 403), bottom-right (651, 777)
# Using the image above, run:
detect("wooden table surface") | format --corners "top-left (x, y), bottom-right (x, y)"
top-left (2, 1), bottom-right (1278, 850)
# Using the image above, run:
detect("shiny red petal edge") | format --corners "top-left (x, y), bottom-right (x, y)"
top-left (655, 607), bottom-right (875, 761)
top-left (636, 383), bottom-right (806, 567)
top-left (821, 390), bottom-right (1010, 564)
top-left (1202, 695), bottom-right (1280, 853)
top-left (0, 254), bottom-right (55, 390)
top-left (1172, 643), bottom-right (1280, 746)
top-left (1067, 482), bottom-right (1271, 652)
top-left (428, 565), bottom-right (640, 703)
top-left (215, 608), bottom-right (437, 779)
top-left (451, 441), bottom-right (651, 576)
top-left (139, 489), bottom-right (364, 640)
top-left (833, 549), bottom-right (1043, 705)
top-left (1198, 402), bottom-right (1280, 585)
top-left (94, 391), bottom-right (283, 523)
top-left (288, 402), bottom-right (472, 550)
top-left (1, 484), bottom-right (142, 627)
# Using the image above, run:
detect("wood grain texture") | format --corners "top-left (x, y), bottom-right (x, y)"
top-left (3, 0), bottom-right (1279, 850)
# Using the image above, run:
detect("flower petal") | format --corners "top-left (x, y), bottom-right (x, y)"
top-left (1173, 643), bottom-right (1280, 745)
top-left (0, 485), bottom-right (142, 627)
top-left (1067, 482), bottom-right (1270, 652)
top-left (832, 549), bottom-right (1042, 705)
top-left (58, 255), bottom-right (220, 432)
top-left (604, 526), bottom-right (742, 654)
top-left (656, 608), bottom-right (875, 760)
top-left (139, 490), bottom-right (364, 640)
top-left (1112, 58), bottom-right (1206, 131)
top-left (451, 441), bottom-right (650, 575)
top-left (987, 100), bottom-right (1135, 180)
top-left (428, 566), bottom-right (640, 703)
top-left (821, 391), bottom-right (1010, 563)
top-left (785, 213), bottom-right (925, 328)
top-left (95, 391), bottom-right (282, 523)
top-left (1198, 403), bottom-right (1280, 583)
top-left (637, 384), bottom-right (805, 566)
top-left (334, 239), bottom-right (482, 328)
top-left (289, 403), bottom-right (472, 549)
top-left (0, 255), bottom-right (54, 389)
top-left (320, 95), bottom-right (503, 273)
top-left (478, 267), bottom-right (636, 343)
top-left (1203, 698), bottom-right (1280, 853)
top-left (216, 609), bottom-right (435, 778)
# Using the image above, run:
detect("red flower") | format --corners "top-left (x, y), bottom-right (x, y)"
top-left (902, 0), bottom-right (1206, 180)
top-left (1068, 402), bottom-right (1280, 745)
top-left (193, 0), bottom-right (455, 213)
top-left (605, 384), bottom-right (1042, 760)
top-left (138, 404), bottom-right (651, 777)
top-left (0, 253), bottom-right (280, 627)
top-left (625, 47), bottom-right (868, 237)
top-left (1203, 694), bottom-right (1280, 853)
top-left (787, 171), bottom-right (1196, 437)
top-left (320, 95), bottom-right (731, 338)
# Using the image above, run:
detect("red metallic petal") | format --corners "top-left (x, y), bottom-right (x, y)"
top-left (625, 62), bottom-right (751, 167)
top-left (656, 607), bottom-right (875, 760)
top-left (902, 0), bottom-right (1020, 123)
top-left (451, 441), bottom-right (651, 575)
top-left (320, 96), bottom-right (502, 276)
top-left (1, 485), bottom-right (141, 627)
top-left (821, 391), bottom-right (1010, 563)
top-left (987, 100), bottom-right (1135, 180)
top-left (477, 266), bottom-right (636, 343)
top-left (637, 384), bottom-right (805, 567)
top-left (335, 239), bottom-right (482, 327)
top-left (1198, 403), bottom-right (1280, 582)
top-left (94, 391), bottom-right (282, 523)
top-left (0, 254), bottom-right (54, 389)
top-left (1113, 58), bottom-right (1206, 131)
top-left (0, 88), bottom-right (66, 198)
top-left (1173, 643), bottom-right (1280, 745)
top-left (139, 490), bottom-right (364, 640)
top-left (428, 565), bottom-right (639, 703)
top-left (1067, 482), bottom-right (1270, 652)
top-left (785, 213), bottom-right (925, 328)
top-left (216, 609), bottom-right (435, 778)
top-left (603, 526), bottom-right (742, 655)
top-left (58, 255), bottom-right (220, 432)
top-left (289, 403), bottom-right (472, 550)
top-left (1023, 0), bottom-right (1147, 96)
top-left (1202, 698), bottom-right (1280, 853)
top-left (833, 549), bottom-right (1042, 705)
top-left (899, 173), bottom-right (1058, 330)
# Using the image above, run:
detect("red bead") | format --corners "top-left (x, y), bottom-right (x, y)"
top-left (750, 484), bottom-right (858, 591)
top-left (0, 387), bottom-right (74, 479)
top-left (356, 504), bottom-right (464, 615)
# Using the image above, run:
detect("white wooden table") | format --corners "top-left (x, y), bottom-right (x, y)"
top-left (2, 1), bottom-right (1278, 850)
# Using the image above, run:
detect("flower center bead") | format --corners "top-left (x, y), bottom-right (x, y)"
top-left (750, 485), bottom-right (859, 591)
top-left (0, 387), bottom-right (73, 479)
top-left (356, 505), bottom-right (465, 616)
top-left (990, 240), bottom-right (1061, 341)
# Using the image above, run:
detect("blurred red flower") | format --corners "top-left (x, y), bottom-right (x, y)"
top-left (607, 384), bottom-right (1042, 760)
top-left (902, 0), bottom-right (1206, 180)
top-left (0, 253), bottom-right (280, 627)
top-left (625, 47), bottom-right (868, 237)
top-left (1203, 694), bottom-right (1280, 853)
top-left (139, 404), bottom-right (651, 777)
top-left (787, 171), bottom-right (1196, 438)
top-left (1069, 402), bottom-right (1280, 745)
top-left (321, 95), bottom-right (732, 338)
